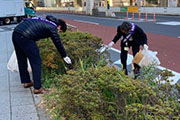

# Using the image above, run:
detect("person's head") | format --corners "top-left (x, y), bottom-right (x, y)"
top-left (120, 22), bottom-right (132, 34)
top-left (57, 19), bottom-right (67, 33)
top-left (46, 15), bottom-right (67, 32)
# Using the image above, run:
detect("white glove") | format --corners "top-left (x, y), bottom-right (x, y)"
top-left (108, 41), bottom-right (114, 48)
top-left (63, 56), bottom-right (72, 64)
top-left (143, 44), bottom-right (148, 50)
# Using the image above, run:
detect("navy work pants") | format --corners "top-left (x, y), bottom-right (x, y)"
top-left (121, 41), bottom-right (140, 75)
top-left (12, 32), bottom-right (42, 89)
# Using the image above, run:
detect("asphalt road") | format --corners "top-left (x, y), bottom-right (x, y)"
top-left (37, 12), bottom-right (180, 37)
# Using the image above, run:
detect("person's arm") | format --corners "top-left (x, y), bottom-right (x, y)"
top-left (108, 26), bottom-right (122, 48)
top-left (50, 28), bottom-right (72, 64)
top-left (112, 26), bottom-right (122, 43)
top-left (136, 25), bottom-right (148, 50)
top-left (137, 26), bottom-right (147, 45)
top-left (141, 30), bottom-right (148, 50)
top-left (50, 27), bottom-right (67, 58)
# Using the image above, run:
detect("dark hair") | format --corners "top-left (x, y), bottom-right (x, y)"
top-left (120, 22), bottom-right (132, 33)
top-left (58, 19), bottom-right (67, 32)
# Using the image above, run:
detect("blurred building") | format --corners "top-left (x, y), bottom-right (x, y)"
top-left (30, 0), bottom-right (180, 7)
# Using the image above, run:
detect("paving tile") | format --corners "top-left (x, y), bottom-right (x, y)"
top-left (0, 54), bottom-right (7, 63)
top-left (0, 114), bottom-right (10, 120)
top-left (12, 113), bottom-right (39, 120)
top-left (9, 72), bottom-right (22, 87)
top-left (9, 71), bottom-right (20, 83)
top-left (0, 104), bottom-right (10, 115)
top-left (10, 81), bottom-right (22, 87)
top-left (0, 92), bottom-right (10, 105)
top-left (0, 76), bottom-right (9, 91)
top-left (10, 85), bottom-right (30, 92)
top-left (0, 74), bottom-right (8, 81)
top-left (11, 90), bottom-right (32, 99)
top-left (0, 91), bottom-right (10, 115)
top-left (11, 96), bottom-right (34, 106)
top-left (12, 105), bottom-right (37, 115)
top-left (0, 41), bottom-right (6, 52)
top-left (0, 86), bottom-right (9, 92)
top-left (0, 64), bottom-right (8, 77)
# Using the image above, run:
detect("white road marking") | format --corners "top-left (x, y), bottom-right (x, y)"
top-left (157, 66), bottom-right (180, 84)
top-left (109, 47), bottom-right (180, 84)
top-left (156, 21), bottom-right (180, 26)
top-left (74, 19), bottom-right (99, 25)
top-left (123, 18), bottom-right (153, 22)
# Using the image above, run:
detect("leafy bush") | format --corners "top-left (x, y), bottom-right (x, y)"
top-left (37, 31), bottom-right (108, 88)
top-left (43, 65), bottom-right (180, 120)
top-left (38, 31), bottom-right (179, 119)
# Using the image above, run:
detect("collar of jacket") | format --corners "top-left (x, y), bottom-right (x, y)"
top-left (25, 17), bottom-right (57, 27)
top-left (130, 23), bottom-right (135, 34)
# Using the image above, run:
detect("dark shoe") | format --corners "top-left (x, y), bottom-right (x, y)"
top-left (133, 69), bottom-right (140, 79)
top-left (33, 88), bottom-right (49, 94)
top-left (24, 82), bottom-right (33, 88)
top-left (125, 69), bottom-right (128, 75)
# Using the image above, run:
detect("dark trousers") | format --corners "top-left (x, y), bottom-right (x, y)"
top-left (12, 32), bottom-right (42, 89)
top-left (121, 41), bottom-right (140, 75)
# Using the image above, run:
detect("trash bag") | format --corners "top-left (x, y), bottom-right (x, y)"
top-left (132, 49), bottom-right (160, 70)
top-left (139, 49), bottom-right (160, 67)
top-left (7, 51), bottom-right (32, 73)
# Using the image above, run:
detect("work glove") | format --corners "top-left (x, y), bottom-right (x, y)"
top-left (143, 44), bottom-right (148, 50)
top-left (108, 41), bottom-right (114, 48)
top-left (63, 56), bottom-right (72, 64)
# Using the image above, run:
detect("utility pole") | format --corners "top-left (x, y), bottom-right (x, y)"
top-left (86, 0), bottom-right (94, 15)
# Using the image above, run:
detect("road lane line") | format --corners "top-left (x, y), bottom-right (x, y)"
top-left (156, 21), bottom-right (180, 26)
top-left (73, 19), bottom-right (99, 25)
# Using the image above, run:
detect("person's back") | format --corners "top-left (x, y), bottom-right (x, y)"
top-left (14, 16), bottom-right (58, 41)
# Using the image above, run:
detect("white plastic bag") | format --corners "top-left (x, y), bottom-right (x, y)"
top-left (139, 49), bottom-right (160, 67)
top-left (7, 51), bottom-right (32, 73)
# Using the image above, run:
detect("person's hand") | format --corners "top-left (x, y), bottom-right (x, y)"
top-left (63, 56), bottom-right (72, 64)
top-left (108, 41), bottom-right (114, 48)
top-left (143, 44), bottom-right (148, 50)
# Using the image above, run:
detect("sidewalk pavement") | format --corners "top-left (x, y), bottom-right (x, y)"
top-left (0, 26), bottom-right (48, 120)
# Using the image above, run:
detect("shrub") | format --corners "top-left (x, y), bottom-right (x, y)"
top-left (37, 31), bottom-right (109, 88)
top-left (43, 65), bottom-right (180, 120)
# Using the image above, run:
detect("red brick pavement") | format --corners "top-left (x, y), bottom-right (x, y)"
top-left (64, 19), bottom-right (180, 73)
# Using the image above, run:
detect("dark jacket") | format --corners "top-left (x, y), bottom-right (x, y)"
top-left (112, 24), bottom-right (147, 46)
top-left (14, 16), bottom-right (66, 57)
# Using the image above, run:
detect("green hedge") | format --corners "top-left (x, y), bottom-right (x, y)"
top-left (43, 65), bottom-right (180, 120)
top-left (38, 31), bottom-right (180, 119)
top-left (37, 31), bottom-right (108, 88)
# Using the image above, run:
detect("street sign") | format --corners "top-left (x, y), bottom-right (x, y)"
top-left (120, 7), bottom-right (127, 12)
top-left (127, 6), bottom-right (138, 13)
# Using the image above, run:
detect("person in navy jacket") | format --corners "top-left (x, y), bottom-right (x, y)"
top-left (108, 21), bottom-right (148, 76)
top-left (12, 15), bottom-right (71, 94)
